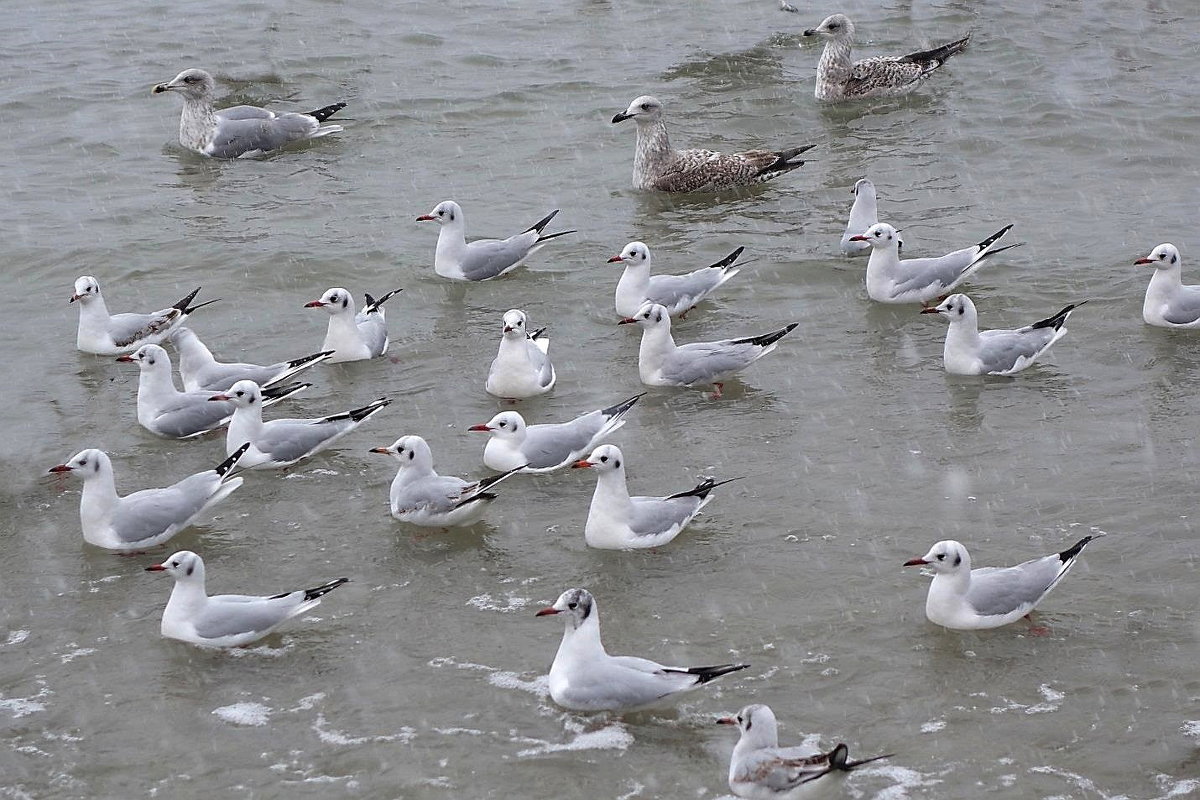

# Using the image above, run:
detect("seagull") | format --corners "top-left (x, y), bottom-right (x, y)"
top-left (921, 294), bottom-right (1087, 375)
top-left (71, 276), bottom-right (216, 355)
top-left (416, 201), bottom-right (575, 281)
top-left (1136, 244), bottom-right (1200, 328)
top-left (802, 14), bottom-right (971, 102)
top-left (467, 394), bottom-right (643, 474)
top-left (609, 241), bottom-right (744, 318)
top-left (304, 287), bottom-right (402, 362)
top-left (904, 536), bottom-right (1100, 632)
top-left (211, 379), bottom-right (389, 469)
top-left (152, 68), bottom-right (346, 158)
top-left (620, 302), bottom-right (797, 397)
top-left (118, 344), bottom-right (307, 438)
top-left (145, 550), bottom-right (348, 647)
top-left (719, 704), bottom-right (892, 799)
top-left (48, 444), bottom-right (249, 552)
top-left (536, 587), bottom-right (749, 711)
top-left (611, 95), bottom-right (816, 193)
top-left (170, 327), bottom-right (332, 392)
top-left (841, 179), bottom-right (884, 257)
top-left (571, 444), bottom-right (736, 549)
top-left (849, 222), bottom-right (1021, 304)
top-left (485, 310), bottom-right (556, 399)
top-left (369, 435), bottom-right (524, 527)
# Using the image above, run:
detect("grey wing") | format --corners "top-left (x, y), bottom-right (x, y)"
top-left (194, 362), bottom-right (285, 392)
top-left (215, 105), bottom-right (276, 121)
top-left (355, 312), bottom-right (389, 357)
top-left (524, 339), bottom-right (555, 388)
top-left (660, 341), bottom-right (759, 385)
top-left (112, 479), bottom-right (212, 543)
top-left (966, 556), bottom-right (1065, 616)
top-left (193, 597), bottom-right (293, 640)
top-left (394, 476), bottom-right (470, 513)
top-left (459, 234), bottom-right (536, 280)
top-left (627, 496), bottom-right (700, 537)
top-left (522, 417), bottom-right (603, 468)
top-left (735, 750), bottom-right (833, 792)
top-left (208, 114), bottom-right (318, 157)
top-left (563, 656), bottom-right (692, 708)
top-left (108, 310), bottom-right (180, 348)
top-left (890, 249), bottom-right (975, 294)
top-left (254, 418), bottom-right (348, 463)
top-left (151, 395), bottom-right (233, 437)
top-left (646, 270), bottom-right (724, 310)
top-left (1162, 287), bottom-right (1200, 325)
top-left (976, 328), bottom-right (1057, 374)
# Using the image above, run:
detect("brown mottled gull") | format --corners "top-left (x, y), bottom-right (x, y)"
top-left (802, 14), bottom-right (970, 102)
top-left (611, 96), bottom-right (815, 193)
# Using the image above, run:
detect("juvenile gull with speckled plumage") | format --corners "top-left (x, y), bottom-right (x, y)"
top-left (803, 14), bottom-right (970, 102)
top-left (611, 95), bottom-right (815, 193)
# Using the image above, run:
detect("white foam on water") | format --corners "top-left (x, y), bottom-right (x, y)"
top-left (2, 630), bottom-right (30, 647)
top-left (515, 718), bottom-right (634, 757)
top-left (212, 702), bottom-right (272, 726)
top-left (1182, 720), bottom-right (1200, 738)
top-left (465, 593), bottom-right (531, 613)
top-left (848, 764), bottom-right (942, 799)
top-left (312, 713), bottom-right (415, 746)
top-left (920, 718), bottom-right (946, 733)
top-left (0, 683), bottom-right (50, 719)
top-left (59, 646), bottom-right (95, 664)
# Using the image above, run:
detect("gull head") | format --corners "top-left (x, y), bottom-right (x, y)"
top-left (848, 223), bottom-right (901, 250)
top-left (70, 275), bottom-right (101, 304)
top-left (612, 95), bottom-right (664, 125)
top-left (571, 443), bottom-right (625, 473)
top-left (716, 703), bottom-right (779, 747)
top-left (920, 293), bottom-right (976, 323)
top-left (501, 309), bottom-right (529, 338)
top-left (153, 68), bottom-right (216, 100)
top-left (116, 343), bottom-right (171, 371)
top-left (48, 448), bottom-right (111, 480)
top-left (208, 379), bottom-right (262, 408)
top-left (468, 411), bottom-right (526, 440)
top-left (535, 587), bottom-right (596, 629)
top-left (608, 241), bottom-right (650, 266)
top-left (618, 302), bottom-right (670, 329)
top-left (852, 178), bottom-right (874, 197)
top-left (415, 200), bottom-right (462, 226)
top-left (904, 540), bottom-right (971, 574)
top-left (369, 435), bottom-right (433, 471)
top-left (804, 13), bottom-right (855, 41)
top-left (145, 550), bottom-right (205, 582)
top-left (305, 287), bottom-right (354, 316)
top-left (1134, 243), bottom-right (1181, 271)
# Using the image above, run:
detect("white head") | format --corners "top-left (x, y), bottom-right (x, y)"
top-left (852, 178), bottom-right (875, 197)
top-left (306, 287), bottom-right (356, 316)
top-left (717, 703), bottom-right (780, 749)
top-left (803, 13), bottom-right (856, 41)
top-left (535, 587), bottom-right (597, 631)
top-left (145, 549), bottom-right (206, 583)
top-left (921, 293), bottom-right (977, 324)
top-left (612, 95), bottom-right (664, 125)
top-left (501, 309), bottom-right (529, 339)
top-left (619, 301), bottom-right (671, 330)
top-left (609, 241), bottom-right (651, 267)
top-left (369, 435), bottom-right (434, 472)
top-left (571, 443), bottom-right (626, 474)
top-left (152, 68), bottom-right (216, 101)
top-left (208, 379), bottom-right (263, 409)
top-left (48, 448), bottom-right (113, 481)
top-left (1135, 243), bottom-right (1182, 271)
top-left (849, 222), bottom-right (901, 251)
top-left (468, 411), bottom-right (527, 440)
top-left (905, 540), bottom-right (972, 575)
top-left (416, 200), bottom-right (464, 227)
top-left (70, 275), bottom-right (101, 304)
top-left (117, 344), bottom-right (173, 373)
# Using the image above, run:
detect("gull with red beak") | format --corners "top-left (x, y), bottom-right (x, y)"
top-left (840, 179), bottom-right (885, 256)
top-left (485, 309), bottom-right (556, 399)
top-left (71, 275), bottom-right (215, 355)
top-left (572, 444), bottom-right (737, 549)
top-left (169, 327), bottom-right (332, 392)
top-left (415, 200), bottom-right (574, 281)
top-left (904, 536), bottom-right (1100, 632)
top-left (304, 287), bottom-right (402, 362)
top-left (1136, 243), bottom-right (1200, 328)
top-left (145, 550), bottom-right (348, 647)
top-left (609, 241), bottom-right (743, 318)
top-left (536, 587), bottom-right (749, 711)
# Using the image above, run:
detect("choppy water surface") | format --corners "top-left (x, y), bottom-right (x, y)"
top-left (3, 0), bottom-right (1200, 797)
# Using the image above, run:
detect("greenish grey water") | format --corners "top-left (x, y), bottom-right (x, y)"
top-left (2, 0), bottom-right (1199, 797)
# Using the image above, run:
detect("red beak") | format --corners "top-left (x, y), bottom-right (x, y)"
top-left (617, 317), bottom-right (636, 325)
top-left (48, 464), bottom-right (72, 473)
top-left (208, 394), bottom-right (230, 402)
top-left (535, 607), bottom-right (560, 616)
top-left (919, 307), bottom-right (941, 315)
top-left (144, 563), bottom-right (166, 572)
top-left (415, 214), bottom-right (436, 221)
top-left (115, 355), bottom-right (135, 362)
top-left (467, 424), bottom-right (491, 432)
top-left (368, 447), bottom-right (391, 454)
top-left (903, 558), bottom-right (928, 567)
top-left (1134, 257), bottom-right (1153, 265)
top-left (571, 460), bottom-right (593, 469)
top-left (304, 300), bottom-right (325, 308)
top-left (69, 294), bottom-right (81, 303)
top-left (848, 234), bottom-right (869, 242)
top-left (716, 716), bottom-right (737, 726)
top-left (607, 255), bottom-right (624, 263)
top-left (503, 326), bottom-right (514, 333)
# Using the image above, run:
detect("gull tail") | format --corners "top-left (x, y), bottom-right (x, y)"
top-left (214, 442), bottom-right (251, 477)
top-left (173, 287), bottom-right (219, 316)
top-left (829, 744), bottom-right (894, 771)
top-left (1030, 300), bottom-right (1088, 332)
top-left (306, 102), bottom-right (347, 123)
top-left (1058, 534), bottom-right (1099, 564)
top-left (666, 476), bottom-right (742, 501)
top-left (284, 350), bottom-right (335, 371)
top-left (757, 144), bottom-right (817, 180)
top-left (300, 577), bottom-right (350, 602)
top-left (731, 322), bottom-right (799, 349)
top-left (364, 288), bottom-right (404, 314)
top-left (664, 662), bottom-right (750, 685)
top-left (261, 382), bottom-right (311, 406)
top-left (322, 397), bottom-right (390, 424)
top-left (600, 392), bottom-right (644, 420)
top-left (903, 33), bottom-right (971, 68)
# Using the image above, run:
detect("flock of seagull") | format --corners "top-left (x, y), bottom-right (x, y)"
top-left (45, 10), bottom-right (1200, 797)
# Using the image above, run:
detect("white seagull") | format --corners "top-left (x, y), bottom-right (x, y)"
top-left (921, 294), bottom-right (1087, 375)
top-left (145, 550), bottom-right (348, 647)
top-left (611, 95), bottom-right (815, 193)
top-left (840, 179), bottom-right (883, 256)
top-left (536, 587), bottom-right (749, 711)
top-left (170, 327), bottom-right (332, 392)
top-left (802, 14), bottom-right (970, 103)
top-left (416, 200), bottom-right (575, 281)
top-left (304, 287), bottom-right (402, 362)
top-left (369, 434), bottom-right (523, 527)
top-left (719, 704), bottom-right (892, 799)
top-left (467, 394), bottom-right (642, 474)
top-left (152, 68), bottom-right (346, 158)
top-left (485, 309), bottom-right (556, 399)
top-left (571, 444), bottom-right (736, 550)
top-left (71, 276), bottom-right (216, 356)
top-left (211, 380), bottom-right (389, 470)
top-left (1136, 244), bottom-right (1200, 328)
top-left (609, 241), bottom-right (744, 318)
top-left (620, 302), bottom-right (797, 397)
top-left (904, 536), bottom-right (1100, 632)
top-left (48, 445), bottom-right (249, 552)
top-left (849, 222), bottom-right (1021, 304)
top-left (118, 344), bottom-right (307, 438)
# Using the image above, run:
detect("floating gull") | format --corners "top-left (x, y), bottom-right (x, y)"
top-left (305, 287), bottom-right (402, 362)
top-left (468, 394), bottom-right (642, 474)
top-left (152, 68), bottom-right (346, 158)
top-left (170, 327), bottom-right (332, 392)
top-left (1136, 244), bottom-right (1200, 328)
top-left (369, 435), bottom-right (523, 527)
top-left (620, 302), bottom-right (797, 397)
top-left (146, 550), bottom-right (348, 647)
top-left (921, 294), bottom-right (1087, 375)
top-left (486, 310), bottom-right (556, 399)
top-left (849, 222), bottom-right (1020, 304)
top-left (840, 179), bottom-right (885, 257)
top-left (610, 241), bottom-right (744, 318)
top-left (719, 704), bottom-right (892, 799)
top-left (611, 95), bottom-right (815, 193)
top-left (211, 380), bottom-right (389, 470)
top-left (72, 276), bottom-right (215, 356)
top-left (49, 445), bottom-right (249, 552)
top-left (802, 14), bottom-right (970, 102)
top-left (904, 536), bottom-right (1100, 632)
top-left (118, 344), bottom-right (307, 438)
top-left (571, 444), bottom-right (735, 550)
top-left (416, 201), bottom-right (575, 281)
top-left (536, 587), bottom-right (749, 711)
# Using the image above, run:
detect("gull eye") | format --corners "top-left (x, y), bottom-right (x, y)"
top-left (498, 422), bottom-right (506, 428)
top-left (235, 390), bottom-right (244, 397)
top-left (936, 553), bottom-right (946, 561)
top-left (639, 103), bottom-right (650, 111)
top-left (171, 560), bottom-right (180, 567)
top-left (437, 209), bottom-right (444, 216)
top-left (78, 459), bottom-right (87, 466)
top-left (599, 455), bottom-right (608, 463)
top-left (567, 602), bottom-right (578, 610)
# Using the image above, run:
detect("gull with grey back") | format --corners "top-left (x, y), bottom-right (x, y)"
top-left (72, 276), bottom-right (216, 355)
top-left (609, 241), bottom-right (744, 318)
top-left (305, 287), bottom-right (402, 362)
top-left (170, 327), bottom-right (332, 392)
top-left (416, 201), bottom-right (575, 281)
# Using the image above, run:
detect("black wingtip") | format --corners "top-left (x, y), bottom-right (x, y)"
top-left (680, 662), bottom-right (750, 684)
top-left (525, 209), bottom-right (560, 235)
top-left (665, 476), bottom-right (742, 501)
top-left (215, 442), bottom-right (251, 476)
top-left (1058, 535), bottom-right (1096, 563)
top-left (731, 322), bottom-right (798, 348)
top-left (535, 229), bottom-right (576, 244)
top-left (1029, 300), bottom-right (1088, 331)
top-left (364, 288), bottom-right (403, 314)
top-left (286, 351), bottom-right (336, 369)
top-left (172, 287), bottom-right (203, 312)
top-left (350, 397), bottom-right (390, 423)
top-left (184, 298), bottom-right (220, 315)
top-left (530, 326), bottom-right (549, 341)
top-left (708, 246), bottom-right (746, 271)
top-left (975, 224), bottom-right (1014, 252)
top-left (302, 576), bottom-right (350, 601)
top-left (306, 102), bottom-right (347, 123)
top-left (262, 381), bottom-right (311, 401)
top-left (600, 392), bottom-right (645, 418)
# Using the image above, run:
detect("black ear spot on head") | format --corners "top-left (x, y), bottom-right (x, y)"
top-left (953, 554), bottom-right (962, 567)
top-left (613, 459), bottom-right (621, 469)
top-left (341, 297), bottom-right (349, 309)
top-left (186, 564), bottom-right (195, 576)
top-left (248, 396), bottom-right (256, 404)
top-left (407, 451), bottom-right (414, 460)
top-left (745, 717), bottom-right (753, 730)
top-left (1171, 254), bottom-right (1178, 264)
